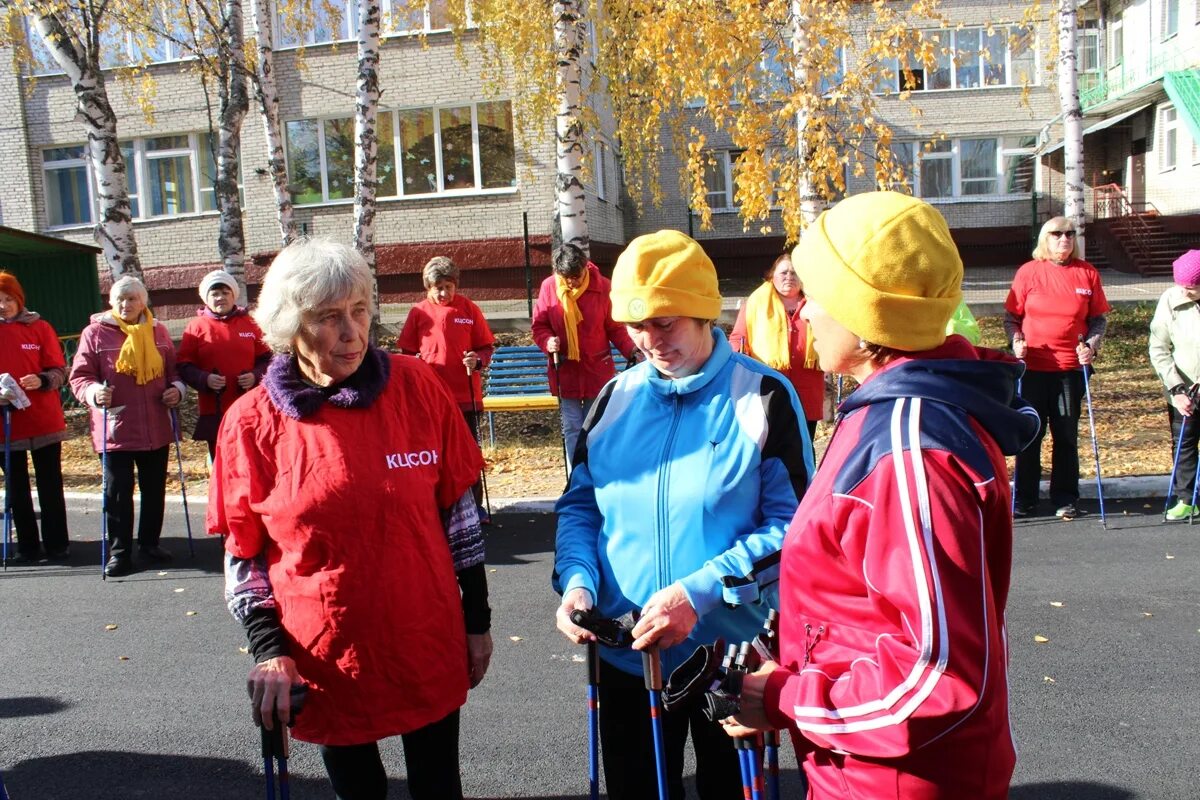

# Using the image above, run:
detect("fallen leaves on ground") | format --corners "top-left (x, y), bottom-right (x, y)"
top-left (1033, 635), bottom-right (1051, 644)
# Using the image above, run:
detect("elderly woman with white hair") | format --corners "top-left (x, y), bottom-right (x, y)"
top-left (210, 238), bottom-right (492, 800)
top-left (1005, 216), bottom-right (1111, 519)
top-left (177, 269), bottom-right (271, 460)
top-left (69, 275), bottom-right (185, 578)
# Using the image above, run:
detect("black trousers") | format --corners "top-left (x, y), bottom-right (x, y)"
top-left (318, 709), bottom-right (462, 800)
top-left (1, 442), bottom-right (69, 556)
top-left (101, 446), bottom-right (169, 559)
top-left (1016, 369), bottom-right (1084, 507)
top-left (1168, 401), bottom-right (1200, 503)
top-left (597, 658), bottom-right (742, 800)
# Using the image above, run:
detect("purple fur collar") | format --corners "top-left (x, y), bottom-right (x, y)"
top-left (265, 346), bottom-right (391, 419)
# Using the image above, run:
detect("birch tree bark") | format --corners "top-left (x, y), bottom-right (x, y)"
top-left (1058, 0), bottom-right (1086, 255)
top-left (553, 0), bottom-right (589, 256)
top-left (250, 0), bottom-right (297, 245)
top-left (31, 11), bottom-right (143, 279)
top-left (216, 0), bottom-right (250, 297)
top-left (792, 0), bottom-right (824, 228)
top-left (352, 0), bottom-right (382, 325)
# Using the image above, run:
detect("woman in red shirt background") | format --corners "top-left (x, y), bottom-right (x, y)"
top-left (730, 252), bottom-right (825, 439)
top-left (399, 257), bottom-right (494, 516)
top-left (177, 270), bottom-right (271, 460)
top-left (0, 271), bottom-right (71, 564)
top-left (1005, 216), bottom-right (1111, 519)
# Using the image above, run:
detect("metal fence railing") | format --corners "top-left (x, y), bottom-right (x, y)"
top-left (58, 335), bottom-right (82, 410)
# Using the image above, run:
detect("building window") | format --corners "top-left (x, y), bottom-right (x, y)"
top-left (880, 26), bottom-right (1032, 93)
top-left (43, 146), bottom-right (92, 227)
top-left (278, 0), bottom-right (455, 48)
top-left (703, 150), bottom-right (745, 211)
top-left (1160, 105), bottom-right (1179, 171)
top-left (198, 133), bottom-right (247, 212)
top-left (286, 100), bottom-right (516, 205)
top-left (891, 136), bottom-right (1036, 200)
top-left (1078, 23), bottom-right (1102, 94)
top-left (1163, 0), bottom-right (1180, 39)
top-left (43, 132), bottom-right (241, 228)
top-left (1110, 18), bottom-right (1124, 67)
top-left (593, 140), bottom-right (609, 201)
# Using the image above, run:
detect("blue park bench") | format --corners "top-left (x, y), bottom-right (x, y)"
top-left (481, 345), bottom-right (629, 447)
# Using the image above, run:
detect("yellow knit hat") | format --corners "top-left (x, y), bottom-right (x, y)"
top-left (793, 192), bottom-right (962, 352)
top-left (611, 230), bottom-right (722, 323)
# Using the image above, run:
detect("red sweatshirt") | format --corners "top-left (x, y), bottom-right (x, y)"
top-left (530, 264), bottom-right (636, 399)
top-left (764, 339), bottom-right (1038, 799)
top-left (398, 295), bottom-right (494, 408)
top-left (0, 313), bottom-right (67, 444)
top-left (177, 307), bottom-right (271, 417)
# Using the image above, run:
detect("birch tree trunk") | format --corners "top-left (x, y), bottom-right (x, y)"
top-left (553, 0), bottom-right (589, 256)
top-left (1058, 0), bottom-right (1086, 256)
top-left (250, 0), bottom-right (297, 245)
top-left (217, 0), bottom-right (250, 298)
top-left (352, 0), bottom-right (382, 326)
top-left (32, 12), bottom-right (142, 280)
top-left (792, 1), bottom-right (825, 228)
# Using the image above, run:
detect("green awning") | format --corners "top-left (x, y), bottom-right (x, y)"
top-left (1164, 70), bottom-right (1200, 147)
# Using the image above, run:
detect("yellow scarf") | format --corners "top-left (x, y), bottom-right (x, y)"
top-left (555, 268), bottom-right (591, 361)
top-left (743, 281), bottom-right (793, 371)
top-left (113, 309), bottom-right (164, 385)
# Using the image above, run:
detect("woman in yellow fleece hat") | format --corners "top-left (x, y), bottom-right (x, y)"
top-left (725, 192), bottom-right (1039, 800)
top-left (554, 229), bottom-right (814, 799)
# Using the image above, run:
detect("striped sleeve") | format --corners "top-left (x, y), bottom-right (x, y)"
top-left (766, 397), bottom-right (1003, 757)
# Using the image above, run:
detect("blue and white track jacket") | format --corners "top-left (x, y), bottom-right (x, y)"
top-left (555, 328), bottom-right (814, 677)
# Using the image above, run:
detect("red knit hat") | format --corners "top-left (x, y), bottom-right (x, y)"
top-left (0, 272), bottom-right (25, 310)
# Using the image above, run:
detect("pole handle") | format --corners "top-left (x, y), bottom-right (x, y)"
top-left (642, 649), bottom-right (663, 692)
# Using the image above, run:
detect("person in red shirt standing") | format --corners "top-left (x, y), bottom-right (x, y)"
top-left (398, 257), bottom-right (495, 514)
top-left (1005, 216), bottom-right (1111, 519)
top-left (531, 243), bottom-right (636, 469)
top-left (0, 271), bottom-right (71, 564)
top-left (177, 270), bottom-right (271, 460)
top-left (730, 253), bottom-right (825, 439)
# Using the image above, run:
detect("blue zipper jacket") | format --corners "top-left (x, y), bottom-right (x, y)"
top-left (555, 328), bottom-right (815, 677)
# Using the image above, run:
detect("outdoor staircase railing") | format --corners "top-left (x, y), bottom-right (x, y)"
top-left (1093, 183), bottom-right (1152, 267)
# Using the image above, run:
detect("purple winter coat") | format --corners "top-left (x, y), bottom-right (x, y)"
top-left (69, 312), bottom-right (184, 453)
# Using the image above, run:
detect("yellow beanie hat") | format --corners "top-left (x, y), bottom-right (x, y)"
top-left (793, 192), bottom-right (962, 352)
top-left (611, 230), bottom-right (722, 323)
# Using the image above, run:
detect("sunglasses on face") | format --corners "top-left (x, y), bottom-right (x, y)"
top-left (1049, 230), bottom-right (1076, 239)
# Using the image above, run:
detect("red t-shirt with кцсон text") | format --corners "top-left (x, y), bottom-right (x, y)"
top-left (1005, 258), bottom-right (1111, 372)
top-left (398, 295), bottom-right (494, 408)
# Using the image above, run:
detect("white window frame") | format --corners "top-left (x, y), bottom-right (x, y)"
top-left (878, 26), bottom-right (1028, 94)
top-left (593, 140), bottom-right (609, 202)
top-left (1110, 18), bottom-right (1124, 67)
top-left (702, 150), bottom-right (743, 212)
top-left (285, 100), bottom-right (516, 205)
top-left (42, 133), bottom-right (238, 229)
top-left (275, 0), bottom-right (465, 50)
top-left (893, 136), bottom-right (1037, 201)
top-left (1160, 104), bottom-right (1179, 172)
top-left (1162, 0), bottom-right (1180, 40)
top-left (41, 147), bottom-right (93, 228)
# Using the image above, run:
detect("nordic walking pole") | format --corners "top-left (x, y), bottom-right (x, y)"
top-left (641, 648), bottom-right (669, 800)
top-left (2, 405), bottom-right (10, 572)
top-left (1079, 336), bottom-right (1106, 528)
top-left (1164, 412), bottom-right (1188, 521)
top-left (1012, 372), bottom-right (1023, 517)
top-left (101, 384), bottom-right (110, 581)
top-left (551, 351), bottom-right (570, 479)
top-left (169, 408), bottom-right (195, 558)
top-left (586, 639), bottom-right (600, 800)
top-left (465, 359), bottom-right (492, 519)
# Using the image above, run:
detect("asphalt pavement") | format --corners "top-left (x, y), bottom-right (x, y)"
top-left (0, 495), bottom-right (1196, 799)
